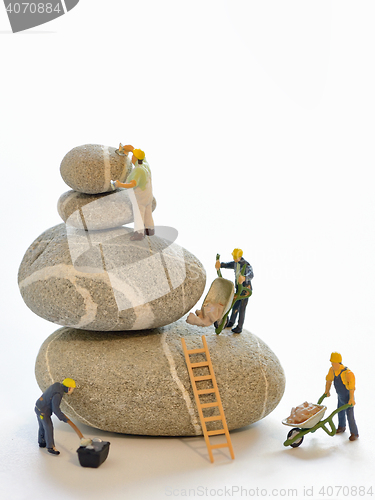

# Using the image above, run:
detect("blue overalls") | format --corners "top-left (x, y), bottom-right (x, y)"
top-left (334, 367), bottom-right (358, 436)
top-left (221, 259), bottom-right (253, 330)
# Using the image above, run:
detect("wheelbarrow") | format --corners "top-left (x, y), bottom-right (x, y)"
top-left (214, 254), bottom-right (252, 334)
top-left (282, 394), bottom-right (352, 447)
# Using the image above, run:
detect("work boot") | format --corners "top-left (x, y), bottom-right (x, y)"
top-left (232, 326), bottom-right (242, 333)
top-left (226, 321), bottom-right (234, 329)
top-left (336, 426), bottom-right (346, 434)
top-left (38, 441), bottom-right (46, 448)
top-left (47, 448), bottom-right (60, 455)
top-left (349, 434), bottom-right (359, 441)
top-left (130, 231), bottom-right (145, 241)
top-left (145, 228), bottom-right (155, 236)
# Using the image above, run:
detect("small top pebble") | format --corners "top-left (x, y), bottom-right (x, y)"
top-left (60, 144), bottom-right (132, 194)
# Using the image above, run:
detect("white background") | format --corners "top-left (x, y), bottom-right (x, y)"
top-left (1, 1), bottom-right (374, 499)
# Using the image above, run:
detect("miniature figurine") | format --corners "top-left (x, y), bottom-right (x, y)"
top-left (111, 145), bottom-right (154, 241)
top-left (215, 249), bottom-right (253, 333)
top-left (325, 352), bottom-right (359, 441)
top-left (35, 378), bottom-right (76, 455)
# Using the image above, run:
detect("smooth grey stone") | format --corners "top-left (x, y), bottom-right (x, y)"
top-left (57, 189), bottom-right (157, 230)
top-left (18, 224), bottom-right (205, 331)
top-left (35, 321), bottom-right (286, 436)
top-left (60, 144), bottom-right (132, 194)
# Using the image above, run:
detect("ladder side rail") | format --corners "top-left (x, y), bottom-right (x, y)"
top-left (201, 336), bottom-right (235, 459)
top-left (181, 338), bottom-right (214, 463)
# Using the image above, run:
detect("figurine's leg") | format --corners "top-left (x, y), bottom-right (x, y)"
top-left (346, 407), bottom-right (358, 438)
top-left (228, 300), bottom-right (240, 326)
top-left (236, 297), bottom-right (249, 331)
top-left (36, 412), bottom-right (46, 447)
top-left (337, 396), bottom-right (347, 429)
top-left (128, 189), bottom-right (146, 237)
top-left (41, 415), bottom-right (55, 450)
top-left (135, 203), bottom-right (146, 233)
top-left (144, 204), bottom-right (155, 236)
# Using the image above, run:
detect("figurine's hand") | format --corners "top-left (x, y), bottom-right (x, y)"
top-left (349, 398), bottom-right (355, 406)
top-left (215, 260), bottom-right (221, 270)
top-left (238, 275), bottom-right (245, 285)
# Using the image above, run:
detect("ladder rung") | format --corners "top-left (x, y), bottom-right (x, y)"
top-left (197, 388), bottom-right (216, 395)
top-left (207, 429), bottom-right (226, 436)
top-left (187, 348), bottom-right (206, 354)
top-left (201, 402), bottom-right (219, 408)
top-left (190, 361), bottom-right (209, 368)
top-left (193, 375), bottom-right (212, 382)
top-left (210, 443), bottom-right (229, 450)
top-left (204, 415), bottom-right (223, 422)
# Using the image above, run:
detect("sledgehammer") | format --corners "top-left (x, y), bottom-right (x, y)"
top-left (67, 418), bottom-right (92, 447)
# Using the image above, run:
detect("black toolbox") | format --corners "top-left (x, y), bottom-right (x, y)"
top-left (77, 441), bottom-right (110, 468)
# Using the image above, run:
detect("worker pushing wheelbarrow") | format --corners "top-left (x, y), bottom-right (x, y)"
top-left (282, 394), bottom-right (352, 447)
top-left (186, 250), bottom-right (252, 335)
top-left (283, 351), bottom-right (359, 447)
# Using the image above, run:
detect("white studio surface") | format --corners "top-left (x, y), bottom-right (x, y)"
top-left (1, 1), bottom-right (374, 499)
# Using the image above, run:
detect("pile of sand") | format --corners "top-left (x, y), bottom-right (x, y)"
top-left (286, 401), bottom-right (322, 424)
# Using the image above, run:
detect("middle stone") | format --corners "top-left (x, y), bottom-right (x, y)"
top-left (18, 224), bottom-right (206, 331)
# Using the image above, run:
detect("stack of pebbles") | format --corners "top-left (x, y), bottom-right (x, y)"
top-left (18, 143), bottom-right (285, 437)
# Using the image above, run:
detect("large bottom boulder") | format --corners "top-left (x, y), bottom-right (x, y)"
top-left (35, 320), bottom-right (285, 436)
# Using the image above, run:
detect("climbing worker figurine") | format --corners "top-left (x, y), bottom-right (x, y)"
top-left (324, 352), bottom-right (359, 441)
top-left (111, 145), bottom-right (154, 241)
top-left (215, 248), bottom-right (253, 333)
top-left (35, 378), bottom-right (76, 455)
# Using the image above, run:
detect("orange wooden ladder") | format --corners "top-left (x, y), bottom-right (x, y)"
top-left (181, 335), bottom-right (235, 463)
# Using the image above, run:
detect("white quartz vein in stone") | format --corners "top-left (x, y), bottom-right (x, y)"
top-left (161, 333), bottom-right (201, 435)
top-left (19, 261), bottom-right (155, 330)
top-left (18, 264), bottom-right (99, 328)
top-left (254, 335), bottom-right (269, 419)
top-left (45, 328), bottom-right (63, 384)
top-left (102, 145), bottom-right (111, 192)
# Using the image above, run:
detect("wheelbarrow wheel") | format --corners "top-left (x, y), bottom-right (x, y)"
top-left (287, 428), bottom-right (304, 448)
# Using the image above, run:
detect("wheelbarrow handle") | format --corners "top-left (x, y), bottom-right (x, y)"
top-left (216, 254), bottom-right (222, 278)
top-left (317, 393), bottom-right (328, 405)
top-left (235, 264), bottom-right (252, 299)
top-left (320, 403), bottom-right (352, 436)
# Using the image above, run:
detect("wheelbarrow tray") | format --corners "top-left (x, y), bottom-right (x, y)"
top-left (282, 404), bottom-right (326, 429)
top-left (77, 441), bottom-right (110, 468)
top-left (202, 277), bottom-right (234, 323)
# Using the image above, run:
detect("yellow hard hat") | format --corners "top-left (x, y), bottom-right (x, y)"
top-left (330, 352), bottom-right (342, 363)
top-left (133, 148), bottom-right (145, 161)
top-left (232, 248), bottom-right (243, 260)
top-left (62, 378), bottom-right (76, 388)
